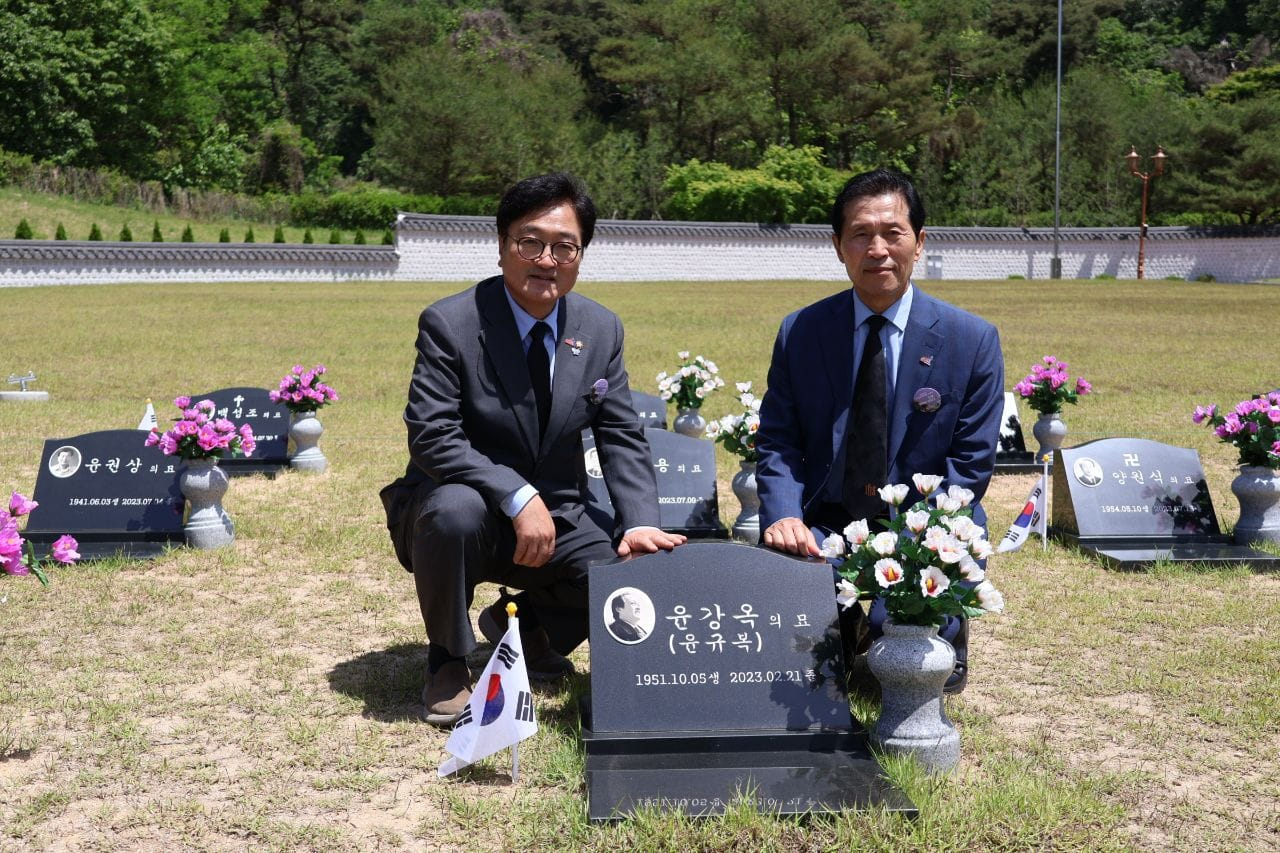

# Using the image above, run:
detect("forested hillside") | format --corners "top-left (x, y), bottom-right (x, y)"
top-left (2, 0), bottom-right (1278, 226)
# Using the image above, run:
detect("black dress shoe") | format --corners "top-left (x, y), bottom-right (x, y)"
top-left (943, 619), bottom-right (969, 695)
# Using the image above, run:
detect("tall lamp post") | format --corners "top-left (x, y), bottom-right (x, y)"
top-left (1125, 145), bottom-right (1167, 279)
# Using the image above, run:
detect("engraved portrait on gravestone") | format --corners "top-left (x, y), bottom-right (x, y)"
top-left (1073, 456), bottom-right (1104, 487)
top-left (48, 446), bottom-right (81, 478)
top-left (604, 587), bottom-right (654, 644)
top-left (584, 446), bottom-right (603, 479)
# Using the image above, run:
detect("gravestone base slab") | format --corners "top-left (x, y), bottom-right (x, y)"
top-left (1057, 534), bottom-right (1280, 571)
top-left (0, 390), bottom-right (50, 402)
top-left (581, 724), bottom-right (915, 821)
top-left (219, 458), bottom-right (284, 479)
top-left (24, 531), bottom-right (179, 562)
top-left (994, 452), bottom-right (1041, 475)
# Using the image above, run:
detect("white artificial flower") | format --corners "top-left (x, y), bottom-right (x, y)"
top-left (922, 526), bottom-right (951, 551)
top-left (740, 393), bottom-right (756, 407)
top-left (944, 515), bottom-right (977, 540)
top-left (704, 421), bottom-right (720, 438)
top-left (819, 534), bottom-right (846, 559)
top-left (705, 360), bottom-right (718, 373)
top-left (656, 371), bottom-right (668, 382)
top-left (750, 397), bottom-right (762, 412)
top-left (970, 538), bottom-right (994, 560)
top-left (934, 493), bottom-right (963, 512)
top-left (912, 473), bottom-right (945, 496)
top-left (659, 390), bottom-right (673, 401)
top-left (919, 566), bottom-right (951, 598)
top-left (904, 509), bottom-right (930, 533)
top-left (936, 538), bottom-right (967, 563)
top-left (744, 413), bottom-right (760, 430)
top-left (959, 555), bottom-right (986, 582)
top-left (677, 351), bottom-right (690, 360)
top-left (870, 531), bottom-right (899, 556)
top-left (715, 376), bottom-right (725, 387)
top-left (695, 386), bottom-right (706, 398)
top-left (874, 558), bottom-right (905, 587)
top-left (843, 518), bottom-right (870, 545)
top-left (835, 578), bottom-right (860, 610)
top-left (878, 483), bottom-right (910, 506)
top-left (736, 381), bottom-right (752, 393)
top-left (976, 580), bottom-right (1005, 613)
top-left (947, 484), bottom-right (975, 506)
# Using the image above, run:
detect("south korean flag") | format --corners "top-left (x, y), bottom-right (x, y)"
top-left (438, 609), bottom-right (538, 777)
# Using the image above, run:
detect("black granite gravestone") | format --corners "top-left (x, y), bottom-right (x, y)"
top-left (187, 387), bottom-right (288, 477)
top-left (581, 542), bottom-right (915, 821)
top-left (994, 391), bottom-right (1039, 474)
top-left (583, 428), bottom-right (727, 538)
top-left (631, 391), bottom-right (668, 430)
top-left (1052, 438), bottom-right (1280, 570)
top-left (22, 430), bottom-right (185, 560)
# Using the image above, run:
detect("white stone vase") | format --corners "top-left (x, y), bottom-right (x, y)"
top-left (180, 457), bottom-right (235, 549)
top-left (731, 459), bottom-right (761, 542)
top-left (289, 410), bottom-right (327, 473)
top-left (1031, 411), bottom-right (1068, 463)
top-left (672, 406), bottom-right (706, 438)
top-left (1231, 465), bottom-right (1280, 546)
top-left (866, 620), bottom-right (960, 774)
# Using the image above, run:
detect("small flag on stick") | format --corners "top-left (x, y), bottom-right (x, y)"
top-left (137, 398), bottom-right (157, 431)
top-left (438, 603), bottom-right (538, 779)
top-left (997, 475), bottom-right (1047, 553)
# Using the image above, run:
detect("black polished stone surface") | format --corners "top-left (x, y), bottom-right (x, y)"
top-left (187, 387), bottom-right (288, 477)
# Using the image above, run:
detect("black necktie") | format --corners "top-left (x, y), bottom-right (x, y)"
top-left (843, 314), bottom-right (888, 521)
top-left (527, 321), bottom-right (552, 433)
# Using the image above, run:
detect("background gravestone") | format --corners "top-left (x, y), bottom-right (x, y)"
top-left (582, 542), bottom-right (913, 821)
top-left (582, 428), bottom-right (726, 538)
top-left (23, 430), bottom-right (185, 560)
top-left (1052, 437), bottom-right (1280, 569)
top-left (994, 391), bottom-right (1038, 473)
top-left (188, 387), bottom-right (288, 477)
top-left (630, 390), bottom-right (668, 430)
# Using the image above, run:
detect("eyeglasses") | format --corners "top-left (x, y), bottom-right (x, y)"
top-left (510, 236), bottom-right (583, 264)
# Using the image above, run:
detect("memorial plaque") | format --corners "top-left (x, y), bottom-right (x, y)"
top-left (582, 543), bottom-right (914, 821)
top-left (23, 430), bottom-right (185, 560)
top-left (187, 387), bottom-right (288, 477)
top-left (631, 391), bottom-right (668, 430)
top-left (1052, 437), bottom-right (1280, 570)
top-left (994, 392), bottom-right (1038, 474)
top-left (583, 428), bottom-right (727, 538)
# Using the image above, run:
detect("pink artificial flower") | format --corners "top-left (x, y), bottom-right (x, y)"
top-left (174, 395), bottom-right (191, 409)
top-left (1191, 404), bottom-right (1217, 424)
top-left (8, 491), bottom-right (38, 517)
top-left (213, 418), bottom-right (236, 435)
top-left (1217, 414), bottom-right (1244, 436)
top-left (1272, 440), bottom-right (1280, 455)
top-left (1015, 379), bottom-right (1035, 397)
top-left (1267, 408), bottom-right (1280, 424)
top-left (144, 430), bottom-right (161, 447)
top-left (239, 424), bottom-right (256, 456)
top-left (174, 420), bottom-right (198, 437)
top-left (1075, 378), bottom-right (1092, 394)
top-left (2, 551), bottom-right (29, 576)
top-left (1049, 372), bottom-right (1066, 390)
top-left (0, 519), bottom-right (23, 558)
top-left (196, 399), bottom-right (216, 413)
top-left (1042, 355), bottom-right (1058, 365)
top-left (269, 389), bottom-right (283, 402)
top-left (197, 426), bottom-right (222, 452)
top-left (1235, 400), bottom-right (1259, 418)
top-left (159, 433), bottom-right (178, 455)
top-left (51, 535), bottom-right (80, 565)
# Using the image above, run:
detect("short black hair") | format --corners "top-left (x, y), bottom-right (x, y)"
top-left (610, 593), bottom-right (627, 617)
top-left (496, 172), bottom-right (598, 248)
top-left (830, 168), bottom-right (926, 238)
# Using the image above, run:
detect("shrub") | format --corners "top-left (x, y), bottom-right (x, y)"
top-left (353, 229), bottom-right (366, 244)
top-left (181, 225), bottom-right (195, 242)
top-left (302, 228), bottom-right (313, 244)
top-left (14, 218), bottom-right (33, 239)
top-left (54, 222), bottom-right (67, 240)
top-left (88, 223), bottom-right (103, 241)
top-left (244, 227), bottom-right (255, 243)
top-left (1007, 274), bottom-right (1025, 280)
top-left (119, 223), bottom-right (133, 241)
top-left (1094, 273), bottom-right (1116, 280)
top-left (218, 228), bottom-right (231, 242)
top-left (381, 228), bottom-right (394, 245)
top-left (328, 229), bottom-right (341, 244)
top-left (273, 225), bottom-right (285, 243)
top-left (151, 221), bottom-right (163, 242)
top-left (1194, 272), bottom-right (1217, 282)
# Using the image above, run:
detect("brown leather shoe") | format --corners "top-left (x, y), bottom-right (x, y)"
top-left (421, 660), bottom-right (471, 726)
top-left (478, 598), bottom-right (576, 681)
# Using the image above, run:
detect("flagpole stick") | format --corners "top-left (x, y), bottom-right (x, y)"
top-left (1042, 452), bottom-right (1051, 552)
top-left (508, 602), bottom-right (520, 785)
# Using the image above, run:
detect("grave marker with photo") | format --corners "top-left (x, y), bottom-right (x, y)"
top-left (187, 387), bottom-right (288, 477)
top-left (994, 391), bottom-right (1039, 473)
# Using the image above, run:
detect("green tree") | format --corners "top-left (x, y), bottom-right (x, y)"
top-left (328, 229), bottom-right (341, 243)
top-left (182, 225), bottom-right (195, 242)
top-left (119, 224), bottom-right (133, 242)
top-left (14, 219), bottom-right (33, 239)
top-left (302, 228), bottom-right (314, 243)
top-left (1168, 95), bottom-right (1280, 225)
top-left (219, 228), bottom-right (231, 242)
top-left (88, 223), bottom-right (103, 240)
top-left (151, 221), bottom-right (163, 242)
top-left (55, 222), bottom-right (67, 240)
top-left (273, 225), bottom-right (286, 243)
top-left (243, 226), bottom-right (254, 243)
top-left (353, 229), bottom-right (366, 244)
top-left (381, 228), bottom-right (393, 244)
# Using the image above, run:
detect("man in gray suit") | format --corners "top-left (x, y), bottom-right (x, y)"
top-left (381, 173), bottom-right (685, 725)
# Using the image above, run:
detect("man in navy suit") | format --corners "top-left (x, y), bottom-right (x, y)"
top-left (756, 168), bottom-right (1004, 693)
top-left (381, 173), bottom-right (685, 725)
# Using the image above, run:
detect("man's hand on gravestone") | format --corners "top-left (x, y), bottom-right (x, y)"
top-left (763, 517), bottom-right (820, 557)
top-left (512, 495), bottom-right (556, 567)
top-left (616, 527), bottom-right (687, 557)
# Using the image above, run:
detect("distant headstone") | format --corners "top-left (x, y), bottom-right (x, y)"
top-left (583, 428), bottom-right (726, 538)
top-left (23, 430), bottom-right (185, 560)
top-left (630, 390), bottom-right (668, 430)
top-left (994, 392), bottom-right (1038, 474)
top-left (1052, 437), bottom-right (1280, 570)
top-left (187, 387), bottom-right (288, 477)
top-left (1, 370), bottom-right (49, 402)
top-left (582, 542), bottom-right (914, 821)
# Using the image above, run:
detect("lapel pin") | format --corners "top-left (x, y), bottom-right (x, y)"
top-left (919, 355), bottom-right (933, 366)
top-left (912, 386), bottom-right (942, 414)
top-left (588, 378), bottom-right (609, 404)
top-left (564, 337), bottom-right (584, 356)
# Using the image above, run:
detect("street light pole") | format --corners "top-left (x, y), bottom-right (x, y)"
top-left (1125, 145), bottom-right (1167, 280)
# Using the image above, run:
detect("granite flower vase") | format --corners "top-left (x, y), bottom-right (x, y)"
top-left (672, 407), bottom-right (706, 438)
top-left (180, 458), bottom-right (234, 549)
top-left (731, 460), bottom-right (761, 543)
top-left (288, 410), bottom-right (327, 473)
top-left (1231, 465), bottom-right (1280, 546)
top-left (866, 620), bottom-right (960, 774)
top-left (1031, 411), bottom-right (1068, 463)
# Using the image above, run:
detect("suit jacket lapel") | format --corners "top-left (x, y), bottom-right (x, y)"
top-left (541, 298), bottom-right (586, 456)
top-left (476, 278), bottom-right (539, 456)
top-left (890, 289), bottom-right (942, 467)
top-left (821, 291), bottom-right (856, 472)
